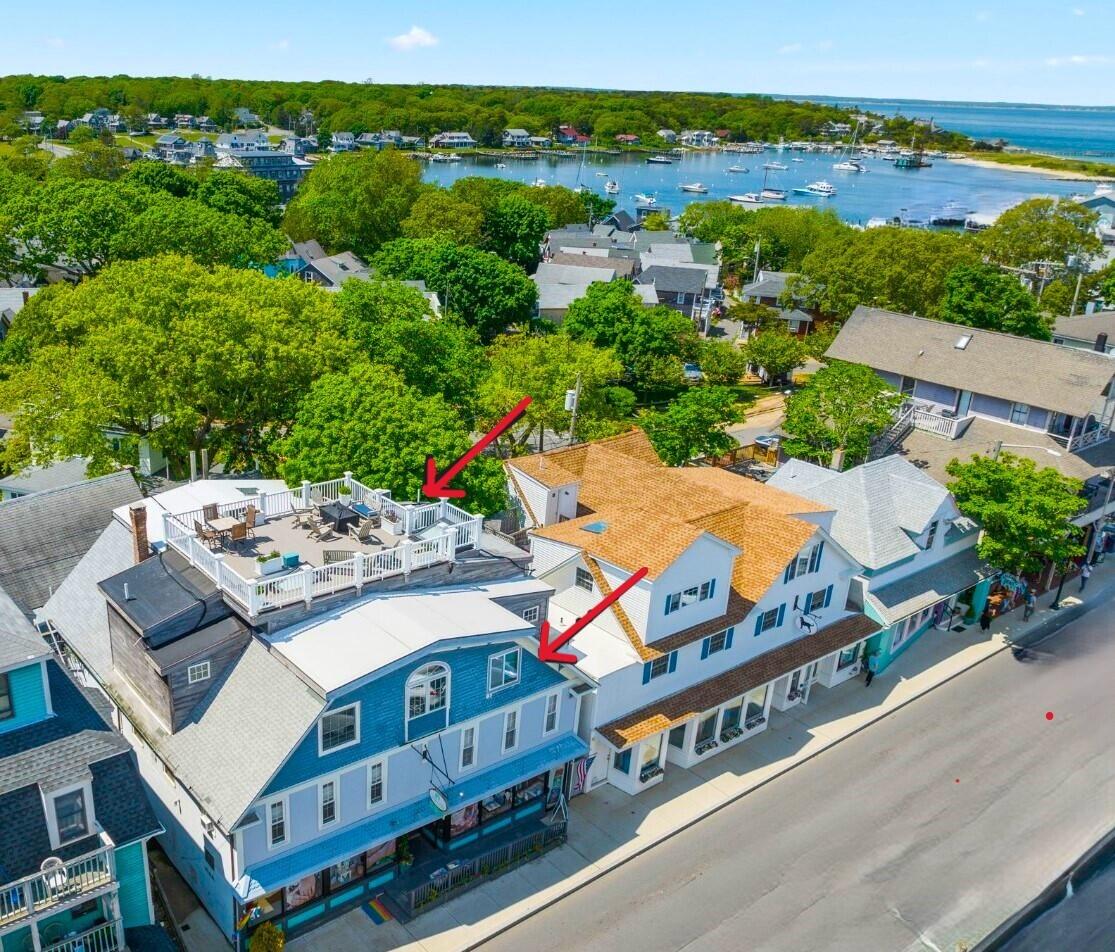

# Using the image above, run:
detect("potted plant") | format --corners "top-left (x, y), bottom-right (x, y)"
top-left (338, 485), bottom-right (353, 507)
top-left (255, 550), bottom-right (283, 577)
top-left (395, 836), bottom-right (413, 868)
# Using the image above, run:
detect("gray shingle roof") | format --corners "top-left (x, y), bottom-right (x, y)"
top-left (828, 306), bottom-right (1115, 418)
top-left (768, 456), bottom-right (954, 570)
top-left (864, 547), bottom-right (994, 625)
top-left (548, 252), bottom-right (637, 278)
top-left (0, 457), bottom-right (91, 496)
top-left (636, 265), bottom-right (706, 296)
top-left (0, 586), bottom-right (49, 670)
top-left (1053, 311), bottom-right (1115, 345)
top-left (0, 470), bottom-right (140, 617)
top-left (740, 270), bottom-right (793, 300)
top-left (43, 523), bottom-right (324, 831)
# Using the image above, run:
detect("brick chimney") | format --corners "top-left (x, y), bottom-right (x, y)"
top-left (1095, 332), bottom-right (1109, 353)
top-left (129, 504), bottom-right (151, 564)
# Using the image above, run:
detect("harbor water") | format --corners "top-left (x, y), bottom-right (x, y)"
top-left (420, 149), bottom-right (1090, 226)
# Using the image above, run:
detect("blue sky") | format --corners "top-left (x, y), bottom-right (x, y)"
top-left (6, 0), bottom-right (1112, 106)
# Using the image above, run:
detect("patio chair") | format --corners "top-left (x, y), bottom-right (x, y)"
top-left (309, 522), bottom-right (336, 542)
top-left (202, 503), bottom-right (219, 523)
top-left (348, 518), bottom-right (379, 543)
top-left (226, 522), bottom-right (248, 551)
top-left (293, 510), bottom-right (317, 532)
top-left (244, 505), bottom-right (259, 538)
top-left (194, 520), bottom-right (220, 550)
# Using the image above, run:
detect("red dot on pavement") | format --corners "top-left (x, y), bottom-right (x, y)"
top-left (955, 778), bottom-right (960, 783)
top-left (1045, 711), bottom-right (1055, 721)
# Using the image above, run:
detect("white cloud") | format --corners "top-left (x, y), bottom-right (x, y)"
top-left (272, 38), bottom-right (290, 51)
top-left (777, 43), bottom-right (803, 55)
top-left (44, 36), bottom-right (65, 48)
top-left (1045, 53), bottom-right (1113, 66)
top-left (388, 26), bottom-right (438, 52)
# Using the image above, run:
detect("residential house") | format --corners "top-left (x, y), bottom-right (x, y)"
top-left (214, 150), bottom-right (309, 200)
top-left (215, 131), bottom-right (271, 152)
top-left (1052, 311), bottom-right (1115, 355)
top-left (297, 252), bottom-right (372, 289)
top-left (529, 136), bottom-right (552, 149)
top-left (0, 288), bottom-right (39, 342)
top-left (556, 126), bottom-right (588, 145)
top-left (280, 136), bottom-right (317, 156)
top-left (356, 132), bottom-right (386, 149)
top-left (679, 130), bottom-right (715, 147)
top-left (75, 109), bottom-right (111, 130)
top-left (0, 458), bottom-right (91, 502)
top-left (739, 270), bottom-right (812, 336)
top-left (505, 430), bottom-right (879, 796)
top-left (20, 111), bottom-right (44, 133)
top-left (197, 116), bottom-right (218, 133)
top-left (174, 114), bottom-right (196, 130)
top-left (614, 134), bottom-right (640, 146)
top-left (532, 263), bottom-right (618, 323)
top-left (0, 588), bottom-right (163, 952)
top-left (547, 252), bottom-right (637, 280)
top-left (42, 476), bottom-right (592, 944)
top-left (232, 107), bottom-right (261, 126)
top-left (502, 129), bottom-right (532, 148)
top-left (145, 114), bottom-right (168, 129)
top-left (635, 265), bottom-right (708, 318)
top-left (769, 456), bottom-right (991, 676)
top-left (601, 210), bottom-right (636, 232)
top-left (154, 133), bottom-right (187, 157)
top-left (430, 132), bottom-right (477, 149)
top-left (657, 129), bottom-right (677, 144)
top-left (1080, 194), bottom-right (1115, 237)
top-left (330, 131), bottom-right (357, 152)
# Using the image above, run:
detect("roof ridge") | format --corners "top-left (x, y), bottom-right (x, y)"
top-left (0, 468), bottom-right (137, 509)
top-left (581, 556), bottom-right (660, 663)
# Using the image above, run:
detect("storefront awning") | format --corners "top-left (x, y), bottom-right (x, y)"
top-left (234, 734), bottom-right (588, 901)
top-left (596, 614), bottom-right (880, 751)
top-left (864, 547), bottom-right (995, 627)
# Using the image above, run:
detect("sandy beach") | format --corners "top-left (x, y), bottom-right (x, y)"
top-left (951, 155), bottom-right (1112, 183)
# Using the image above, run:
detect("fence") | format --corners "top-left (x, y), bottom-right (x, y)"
top-left (404, 821), bottom-right (568, 916)
top-left (45, 919), bottom-right (122, 952)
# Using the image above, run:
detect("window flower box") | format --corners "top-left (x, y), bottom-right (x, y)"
top-left (694, 738), bottom-right (719, 756)
top-left (639, 764), bottom-right (664, 783)
top-left (744, 714), bottom-right (767, 730)
top-left (720, 725), bottom-right (744, 743)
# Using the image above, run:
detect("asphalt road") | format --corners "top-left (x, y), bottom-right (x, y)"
top-left (479, 598), bottom-right (1115, 952)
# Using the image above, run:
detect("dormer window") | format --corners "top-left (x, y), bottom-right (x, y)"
top-left (318, 704), bottom-right (360, 754)
top-left (0, 672), bottom-right (12, 721)
top-left (407, 664), bottom-right (449, 720)
top-left (52, 787), bottom-right (90, 845)
top-left (488, 649), bottom-right (521, 693)
top-left (924, 520), bottom-right (939, 549)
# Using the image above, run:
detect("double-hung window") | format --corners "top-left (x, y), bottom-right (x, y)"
top-left (407, 664), bottom-right (449, 719)
top-left (785, 542), bottom-right (824, 581)
top-left (503, 709), bottom-right (519, 752)
top-left (665, 579), bottom-right (715, 614)
top-left (754, 605), bottom-right (784, 636)
top-left (459, 727), bottom-right (476, 770)
top-left (543, 693), bottom-right (559, 734)
top-left (702, 627), bottom-right (734, 659)
top-left (642, 651), bottom-right (677, 683)
top-left (268, 800), bottom-right (286, 847)
top-left (319, 704), bottom-right (359, 754)
top-left (53, 789), bottom-right (89, 844)
top-left (320, 779), bottom-right (337, 827)
top-left (0, 672), bottom-right (11, 721)
top-left (924, 520), bottom-right (939, 549)
top-left (488, 648), bottom-right (521, 693)
top-left (367, 762), bottom-right (385, 806)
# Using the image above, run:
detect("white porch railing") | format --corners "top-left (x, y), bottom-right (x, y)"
top-left (161, 477), bottom-right (484, 617)
top-left (1066, 427), bottom-right (1111, 453)
top-left (0, 834), bottom-right (115, 931)
top-left (45, 919), bottom-right (122, 952)
top-left (909, 405), bottom-right (974, 440)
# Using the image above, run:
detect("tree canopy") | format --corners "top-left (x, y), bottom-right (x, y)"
top-left (979, 198), bottom-right (1102, 270)
top-left (946, 453), bottom-right (1086, 575)
top-left (939, 264), bottom-right (1050, 340)
top-left (743, 325), bottom-right (805, 384)
top-left (640, 386), bottom-right (743, 465)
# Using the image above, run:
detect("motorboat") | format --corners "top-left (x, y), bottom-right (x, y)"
top-left (446, 153), bottom-right (461, 162)
top-left (791, 157), bottom-right (804, 163)
top-left (728, 193), bottom-right (763, 205)
top-left (763, 161), bottom-right (788, 171)
top-left (494, 162), bottom-right (507, 169)
top-left (727, 165), bottom-right (749, 173)
top-left (634, 193), bottom-right (657, 205)
top-left (647, 155), bottom-right (673, 164)
top-left (792, 180), bottom-right (837, 197)
top-left (833, 159), bottom-right (866, 172)
top-left (1094, 182), bottom-right (1114, 196)
top-left (679, 182), bottom-right (709, 193)
top-left (595, 171), bottom-right (609, 176)
top-left (530, 178), bottom-right (547, 187)
top-left (604, 180), bottom-right (620, 194)
top-left (760, 187), bottom-right (787, 201)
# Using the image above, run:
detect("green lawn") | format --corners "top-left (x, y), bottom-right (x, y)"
top-left (967, 150), bottom-right (1115, 178)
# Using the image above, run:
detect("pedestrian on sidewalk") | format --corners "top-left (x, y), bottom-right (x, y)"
top-left (1079, 562), bottom-right (1092, 593)
top-left (864, 651), bottom-right (878, 687)
top-left (979, 605), bottom-right (993, 632)
top-left (1022, 588), bottom-right (1036, 621)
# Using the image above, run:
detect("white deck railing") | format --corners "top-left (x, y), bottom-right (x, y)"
top-left (161, 475), bottom-right (485, 617)
top-left (0, 834), bottom-right (115, 930)
top-left (45, 919), bottom-right (122, 952)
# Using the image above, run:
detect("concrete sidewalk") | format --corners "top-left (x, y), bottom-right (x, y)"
top-left (292, 558), bottom-right (1115, 952)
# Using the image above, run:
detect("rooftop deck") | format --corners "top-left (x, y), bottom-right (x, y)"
top-left (160, 476), bottom-right (484, 618)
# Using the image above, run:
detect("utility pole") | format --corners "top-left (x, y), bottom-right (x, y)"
top-left (752, 239), bottom-right (761, 284)
top-left (566, 373), bottom-right (583, 446)
top-left (1069, 271), bottom-right (1084, 317)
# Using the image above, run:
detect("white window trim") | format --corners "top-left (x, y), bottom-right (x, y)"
top-left (487, 647), bottom-right (522, 695)
top-left (458, 723), bottom-right (478, 773)
top-left (186, 660), bottom-right (211, 685)
top-left (366, 759), bottom-right (388, 810)
top-left (45, 781), bottom-right (95, 850)
top-left (542, 692), bottom-right (560, 736)
top-left (502, 707), bottom-right (520, 753)
top-left (405, 663), bottom-right (451, 723)
top-left (265, 796), bottom-right (288, 850)
top-left (317, 775), bottom-right (340, 830)
top-left (522, 605), bottom-right (540, 624)
top-left (318, 702), bottom-right (361, 756)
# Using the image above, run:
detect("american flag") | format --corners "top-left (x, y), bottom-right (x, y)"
top-left (573, 754), bottom-right (596, 796)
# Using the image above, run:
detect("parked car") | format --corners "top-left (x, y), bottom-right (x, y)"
top-left (683, 363), bottom-right (704, 382)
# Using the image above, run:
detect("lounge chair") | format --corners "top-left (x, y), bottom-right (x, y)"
top-left (348, 518), bottom-right (379, 543)
top-left (309, 522), bottom-right (336, 542)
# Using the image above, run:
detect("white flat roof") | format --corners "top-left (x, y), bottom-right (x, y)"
top-left (264, 577), bottom-right (552, 692)
top-left (113, 479), bottom-right (288, 546)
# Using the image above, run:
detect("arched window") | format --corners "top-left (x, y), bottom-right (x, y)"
top-left (407, 663), bottom-right (449, 720)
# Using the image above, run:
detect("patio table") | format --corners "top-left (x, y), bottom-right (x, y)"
top-left (318, 501), bottom-right (360, 532)
top-left (208, 516), bottom-right (241, 534)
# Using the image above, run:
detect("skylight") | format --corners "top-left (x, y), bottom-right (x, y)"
top-left (582, 521), bottom-right (609, 534)
top-left (954, 334), bottom-right (972, 350)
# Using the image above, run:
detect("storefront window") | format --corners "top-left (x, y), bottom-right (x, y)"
top-left (480, 790), bottom-right (513, 820)
top-left (450, 803), bottom-right (480, 837)
top-left (694, 710), bottom-right (717, 747)
top-left (284, 872), bottom-right (322, 910)
top-left (329, 853), bottom-right (365, 888)
top-left (641, 734), bottom-right (663, 768)
top-left (721, 702), bottom-right (743, 732)
top-left (668, 725), bottom-right (686, 748)
top-left (745, 685), bottom-right (768, 722)
top-left (515, 774), bottom-right (546, 803)
top-left (364, 841), bottom-right (395, 872)
top-left (241, 890), bottom-right (282, 928)
top-left (837, 644), bottom-right (861, 670)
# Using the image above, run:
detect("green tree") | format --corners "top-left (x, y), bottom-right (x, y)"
top-left (979, 197), bottom-right (1103, 269)
top-left (196, 169), bottom-right (282, 224)
top-left (66, 125), bottom-right (95, 145)
top-left (579, 191), bottom-right (615, 226)
top-left (50, 141), bottom-right (128, 181)
top-left (697, 339), bottom-right (748, 385)
top-left (401, 189), bottom-right (485, 245)
top-left (525, 185), bottom-right (588, 228)
top-left (939, 264), bottom-right (1049, 340)
top-left (372, 238), bottom-right (537, 341)
top-left (801, 323), bottom-right (839, 362)
top-left (946, 453), bottom-right (1086, 575)
top-left (283, 149), bottom-right (424, 258)
top-left (641, 212), bottom-right (670, 231)
top-left (336, 279), bottom-right (485, 410)
top-left (0, 255), bottom-right (351, 475)
top-left (743, 326), bottom-right (805, 384)
top-left (780, 362), bottom-right (903, 467)
top-left (482, 194), bottom-right (549, 269)
top-left (280, 362), bottom-right (507, 514)
top-left (479, 333), bottom-right (626, 452)
top-left (640, 386), bottom-right (743, 465)
top-left (125, 160), bottom-right (198, 198)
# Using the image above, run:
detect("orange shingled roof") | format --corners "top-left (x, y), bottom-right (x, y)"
top-left (509, 428), bottom-right (663, 489)
top-left (674, 467), bottom-right (831, 516)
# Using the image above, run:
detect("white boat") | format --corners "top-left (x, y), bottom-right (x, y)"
top-left (647, 155), bottom-right (673, 164)
top-left (791, 157), bottom-right (804, 163)
top-left (760, 187), bottom-right (787, 201)
top-left (728, 193), bottom-right (763, 205)
top-left (446, 153), bottom-right (461, 162)
top-left (727, 165), bottom-right (749, 173)
top-left (763, 161), bottom-right (788, 171)
top-left (595, 171), bottom-right (608, 176)
top-left (634, 193), bottom-right (657, 205)
top-left (530, 178), bottom-right (547, 187)
top-left (793, 180), bottom-right (837, 197)
top-left (679, 182), bottom-right (708, 193)
top-left (1094, 183), bottom-right (1115, 196)
top-left (604, 180), bottom-right (620, 194)
top-left (833, 159), bottom-right (866, 173)
top-left (495, 162), bottom-right (507, 169)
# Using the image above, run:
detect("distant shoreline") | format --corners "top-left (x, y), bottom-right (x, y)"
top-left (950, 155), bottom-right (1110, 182)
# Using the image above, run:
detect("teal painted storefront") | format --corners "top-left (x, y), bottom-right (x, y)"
top-left (0, 663), bottom-right (50, 736)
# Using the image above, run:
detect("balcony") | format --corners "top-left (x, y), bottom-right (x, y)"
top-left (0, 834), bottom-right (117, 934)
top-left (161, 476), bottom-right (485, 618)
top-left (905, 402), bottom-right (975, 441)
top-left (45, 920), bottom-right (122, 952)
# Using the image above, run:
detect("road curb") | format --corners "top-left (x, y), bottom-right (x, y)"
top-left (465, 597), bottom-right (1102, 951)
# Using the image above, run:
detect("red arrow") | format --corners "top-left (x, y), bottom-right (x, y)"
top-left (538, 567), bottom-right (649, 663)
top-left (422, 395), bottom-right (533, 500)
